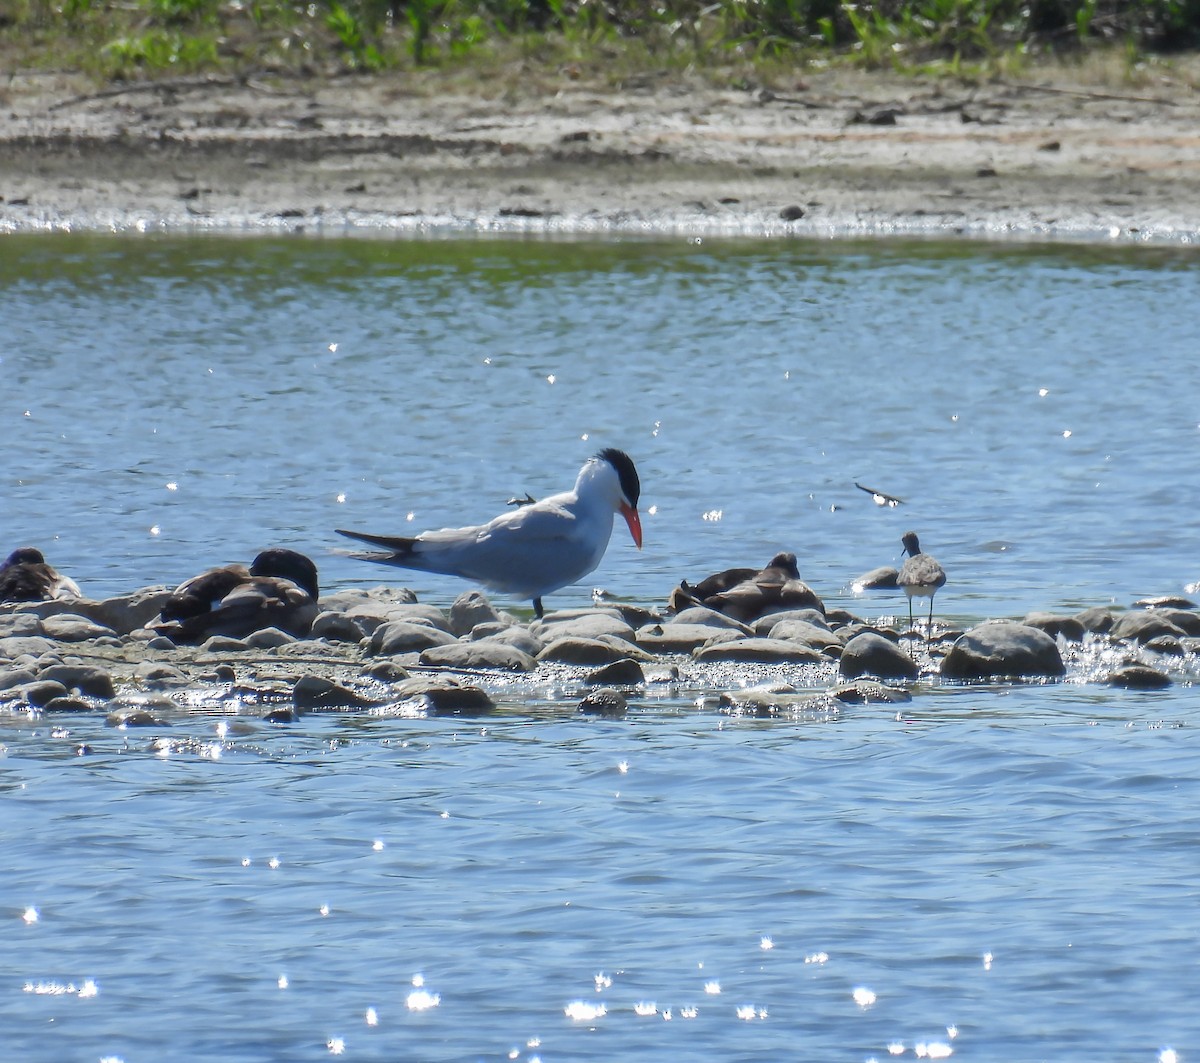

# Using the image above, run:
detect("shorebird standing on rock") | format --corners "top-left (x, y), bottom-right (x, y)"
top-left (336, 448), bottom-right (642, 619)
top-left (897, 531), bottom-right (946, 640)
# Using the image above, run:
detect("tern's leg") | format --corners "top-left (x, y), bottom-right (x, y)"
top-left (533, 597), bottom-right (544, 619)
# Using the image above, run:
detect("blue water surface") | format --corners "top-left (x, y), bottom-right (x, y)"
top-left (2, 233), bottom-right (1199, 1062)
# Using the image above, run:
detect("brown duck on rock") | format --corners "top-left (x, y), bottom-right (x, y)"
top-left (671, 552), bottom-right (824, 623)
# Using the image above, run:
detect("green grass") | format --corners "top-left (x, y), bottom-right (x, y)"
top-left (2, 0), bottom-right (1198, 82)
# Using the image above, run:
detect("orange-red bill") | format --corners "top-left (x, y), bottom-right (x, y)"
top-left (621, 502), bottom-right (643, 549)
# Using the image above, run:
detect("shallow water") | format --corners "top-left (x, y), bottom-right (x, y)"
top-left (3, 233), bottom-right (1200, 1061)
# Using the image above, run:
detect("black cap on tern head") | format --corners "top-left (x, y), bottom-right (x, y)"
top-left (595, 448), bottom-right (640, 508)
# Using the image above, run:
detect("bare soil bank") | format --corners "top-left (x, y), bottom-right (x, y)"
top-left (2, 66), bottom-right (1200, 241)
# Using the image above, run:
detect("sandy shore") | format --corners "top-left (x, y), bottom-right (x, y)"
top-left (2, 66), bottom-right (1200, 241)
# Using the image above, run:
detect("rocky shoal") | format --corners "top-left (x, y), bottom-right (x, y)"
top-left (1, 585), bottom-right (1197, 727)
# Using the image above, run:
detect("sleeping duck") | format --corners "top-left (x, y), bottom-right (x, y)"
top-left (671, 552), bottom-right (824, 623)
top-left (0, 547), bottom-right (83, 602)
top-left (152, 547), bottom-right (320, 644)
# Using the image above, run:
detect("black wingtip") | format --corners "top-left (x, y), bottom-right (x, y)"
top-left (595, 448), bottom-right (640, 507)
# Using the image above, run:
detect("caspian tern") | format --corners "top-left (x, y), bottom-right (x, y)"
top-left (336, 448), bottom-right (642, 618)
top-left (897, 531), bottom-right (947, 637)
top-left (0, 547), bottom-right (81, 602)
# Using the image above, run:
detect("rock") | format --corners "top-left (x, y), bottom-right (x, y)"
top-left (693, 637), bottom-right (825, 664)
top-left (310, 610), bottom-right (370, 642)
top-left (448, 590), bottom-right (504, 636)
top-left (826, 608), bottom-right (864, 626)
top-left (1075, 606), bottom-right (1116, 633)
top-left (0, 667), bottom-right (38, 691)
top-left (586, 658), bottom-right (646, 686)
top-left (263, 707), bottom-right (300, 723)
top-left (293, 674), bottom-right (379, 709)
top-left (0, 614), bottom-right (43, 638)
top-left (1022, 612), bottom-right (1086, 642)
top-left (318, 586), bottom-right (418, 613)
top-left (854, 566), bottom-right (900, 590)
top-left (537, 636), bottom-right (631, 666)
top-left (469, 624), bottom-right (544, 656)
top-left (578, 687), bottom-right (628, 716)
top-left (940, 621), bottom-right (1066, 679)
top-left (1106, 665), bottom-right (1172, 689)
top-left (1134, 595), bottom-right (1196, 610)
top-left (198, 635), bottom-right (251, 654)
top-left (360, 659), bottom-right (411, 683)
top-left (750, 608), bottom-right (829, 636)
top-left (1144, 634), bottom-right (1185, 655)
top-left (0, 635), bottom-right (58, 659)
top-left (134, 661), bottom-right (187, 686)
top-left (832, 680), bottom-right (912, 704)
top-left (838, 632), bottom-right (919, 680)
top-left (43, 695), bottom-right (96, 712)
top-left (245, 627), bottom-right (296, 649)
top-left (107, 703), bottom-right (172, 727)
top-left (636, 623), bottom-right (741, 654)
top-left (388, 675), bottom-right (495, 716)
top-left (419, 641), bottom-right (537, 672)
top-left (717, 685), bottom-right (834, 717)
top-left (377, 603), bottom-right (453, 632)
top-left (669, 606), bottom-right (753, 632)
top-left (37, 663), bottom-right (116, 699)
top-left (1108, 611), bottom-right (1187, 645)
top-left (532, 612), bottom-right (636, 643)
top-left (16, 679), bottom-right (70, 707)
top-left (1145, 608), bottom-right (1200, 636)
top-left (368, 620), bottom-right (457, 656)
top-left (765, 619), bottom-right (844, 652)
top-left (95, 586), bottom-right (175, 634)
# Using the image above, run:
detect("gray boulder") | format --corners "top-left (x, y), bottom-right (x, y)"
top-left (538, 637), bottom-right (631, 666)
top-left (388, 675), bottom-right (495, 716)
top-left (854, 566), bottom-right (900, 590)
top-left (1106, 665), bottom-right (1172, 689)
top-left (368, 620), bottom-right (457, 656)
top-left (940, 621), bottom-right (1065, 679)
top-left (838, 632), bottom-right (918, 680)
top-left (532, 611), bottom-right (636, 643)
top-left (694, 637), bottom-right (825, 665)
top-left (419, 640), bottom-right (537, 672)
top-left (578, 687), bottom-right (628, 716)
top-left (1022, 612), bottom-right (1086, 642)
top-left (636, 623), bottom-right (741, 654)
top-left (585, 658), bottom-right (646, 686)
top-left (766, 619), bottom-right (844, 653)
top-left (0, 614), bottom-right (43, 638)
top-left (1109, 611), bottom-right (1188, 645)
top-left (448, 590), bottom-right (504, 636)
top-left (37, 663), bottom-right (117, 699)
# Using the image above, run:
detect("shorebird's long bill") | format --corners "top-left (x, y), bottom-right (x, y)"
top-left (621, 502), bottom-right (643, 549)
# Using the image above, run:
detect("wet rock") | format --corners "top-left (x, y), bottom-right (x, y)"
top-left (1106, 665), bottom-right (1172, 689)
top-left (1075, 606), bottom-right (1116, 633)
top-left (1022, 612), bottom-right (1086, 642)
top-left (0, 666), bottom-right (38, 692)
top-left (360, 659), bottom-right (410, 683)
top-left (826, 608), bottom-right (864, 627)
top-left (636, 623), bottom-right (741, 654)
top-left (16, 679), bottom-right (70, 708)
top-left (379, 603), bottom-right (453, 632)
top-left (537, 636), bottom-right (631, 666)
top-left (448, 590), bottom-right (504, 636)
top-left (1108, 611), bottom-right (1187, 645)
top-left (694, 637), bottom-right (825, 664)
top-left (389, 675), bottom-right (495, 716)
top-left (838, 632), bottom-right (919, 680)
top-left (586, 658), bottom-right (646, 686)
top-left (263, 707), bottom-right (300, 723)
top-left (1145, 608), bottom-right (1200, 636)
top-left (293, 674), bottom-right (379, 709)
top-left (578, 687), bottom-right (628, 716)
top-left (854, 566), bottom-right (900, 590)
top-left (1144, 634), bottom-right (1185, 655)
top-left (368, 620), bottom-right (457, 656)
top-left (134, 661), bottom-right (187, 686)
top-left (107, 694), bottom-right (174, 727)
top-left (245, 627), bottom-right (296, 649)
top-left (940, 621), bottom-right (1065, 679)
top-left (717, 685), bottom-right (833, 716)
top-left (37, 663), bottom-right (116, 699)
top-left (832, 679), bottom-right (912, 704)
top-left (1134, 595), bottom-right (1196, 610)
top-left (419, 640), bottom-right (537, 672)
top-left (43, 695), bottom-right (96, 712)
top-left (318, 586), bottom-right (418, 613)
top-left (0, 613), bottom-right (43, 638)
